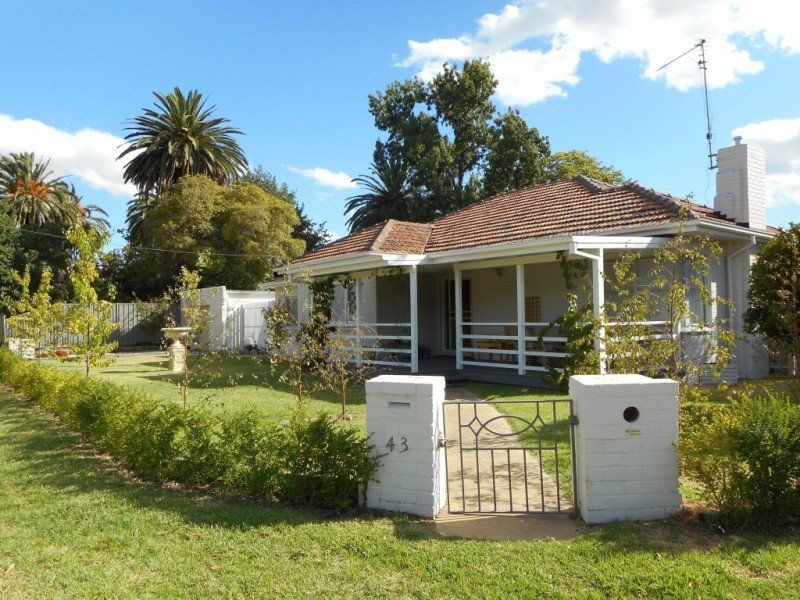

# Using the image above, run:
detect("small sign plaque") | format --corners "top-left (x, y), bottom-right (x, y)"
top-left (625, 428), bottom-right (641, 438)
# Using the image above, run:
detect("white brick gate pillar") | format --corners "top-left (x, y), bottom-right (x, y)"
top-left (365, 374), bottom-right (446, 518)
top-left (569, 374), bottom-right (681, 525)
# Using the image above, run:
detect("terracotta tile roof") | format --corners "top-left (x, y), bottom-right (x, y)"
top-left (292, 220), bottom-right (433, 263)
top-left (425, 178), bottom-right (681, 253)
top-left (291, 177), bottom-right (775, 264)
top-left (377, 221), bottom-right (433, 254)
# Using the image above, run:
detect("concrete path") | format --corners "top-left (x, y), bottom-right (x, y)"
top-left (436, 387), bottom-right (582, 540)
top-left (442, 387), bottom-right (567, 513)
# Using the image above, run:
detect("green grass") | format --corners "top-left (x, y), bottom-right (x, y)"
top-left (2, 389), bottom-right (800, 598)
top-left (44, 352), bottom-right (365, 421)
top-left (697, 377), bottom-right (798, 405)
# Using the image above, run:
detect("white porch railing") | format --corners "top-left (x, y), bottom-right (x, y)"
top-left (458, 321), bottom-right (569, 373)
top-left (457, 319), bottom-right (687, 375)
top-left (330, 321), bottom-right (412, 369)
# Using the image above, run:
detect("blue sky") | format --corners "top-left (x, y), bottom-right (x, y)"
top-left (1, 0), bottom-right (799, 248)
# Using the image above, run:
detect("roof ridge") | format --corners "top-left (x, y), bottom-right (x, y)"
top-left (623, 181), bottom-right (699, 219)
top-left (373, 220), bottom-right (435, 254)
top-left (416, 221), bottom-right (435, 251)
top-left (370, 219), bottom-right (396, 252)
top-left (572, 174), bottom-right (613, 193)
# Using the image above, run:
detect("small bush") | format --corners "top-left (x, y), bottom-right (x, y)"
top-left (278, 409), bottom-right (377, 509)
top-left (681, 390), bottom-right (800, 527)
top-left (0, 349), bottom-right (377, 509)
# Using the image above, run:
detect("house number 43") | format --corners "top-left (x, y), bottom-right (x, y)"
top-left (386, 436), bottom-right (408, 453)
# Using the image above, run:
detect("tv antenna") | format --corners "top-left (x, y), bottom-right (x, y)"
top-left (657, 38), bottom-right (716, 170)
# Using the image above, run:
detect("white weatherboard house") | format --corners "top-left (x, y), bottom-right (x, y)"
top-left (269, 139), bottom-right (777, 385)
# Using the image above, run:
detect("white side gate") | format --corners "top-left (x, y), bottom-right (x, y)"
top-left (225, 303), bottom-right (271, 349)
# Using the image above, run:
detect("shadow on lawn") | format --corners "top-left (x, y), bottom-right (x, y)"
top-left (0, 391), bottom-right (413, 536)
top-left (2, 388), bottom-right (795, 557)
top-left (138, 355), bottom-right (366, 408)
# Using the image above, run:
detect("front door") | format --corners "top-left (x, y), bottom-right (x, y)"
top-left (443, 278), bottom-right (471, 351)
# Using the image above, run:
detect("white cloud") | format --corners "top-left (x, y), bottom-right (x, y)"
top-left (733, 117), bottom-right (800, 207)
top-left (0, 114), bottom-right (134, 196)
top-left (401, 0), bottom-right (800, 106)
top-left (287, 166), bottom-right (357, 190)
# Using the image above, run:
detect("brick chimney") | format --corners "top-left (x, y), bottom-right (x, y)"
top-left (714, 137), bottom-right (767, 230)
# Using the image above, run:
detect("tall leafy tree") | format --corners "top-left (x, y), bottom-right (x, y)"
top-left (366, 63), bottom-right (627, 222)
top-left (119, 87), bottom-right (248, 200)
top-left (368, 60), bottom-right (550, 220)
top-left (215, 181), bottom-right (306, 288)
top-left (543, 150), bottom-right (625, 184)
top-left (117, 175), bottom-right (304, 299)
top-left (0, 152), bottom-right (79, 226)
top-left (483, 109), bottom-right (550, 196)
top-left (345, 157), bottom-right (415, 232)
top-left (242, 167), bottom-right (330, 251)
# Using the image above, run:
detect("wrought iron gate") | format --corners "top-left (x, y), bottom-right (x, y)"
top-left (442, 398), bottom-right (577, 514)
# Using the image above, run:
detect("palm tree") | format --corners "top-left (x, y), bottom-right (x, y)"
top-left (67, 185), bottom-right (110, 232)
top-left (119, 87), bottom-right (248, 198)
top-left (125, 191), bottom-right (156, 242)
top-left (0, 152), bottom-right (78, 226)
top-left (345, 158), bottom-right (416, 233)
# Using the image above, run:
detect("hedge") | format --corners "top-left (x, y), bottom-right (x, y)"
top-left (0, 349), bottom-right (378, 509)
top-left (681, 388), bottom-right (800, 527)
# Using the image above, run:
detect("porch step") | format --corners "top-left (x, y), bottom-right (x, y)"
top-left (698, 362), bottom-right (739, 385)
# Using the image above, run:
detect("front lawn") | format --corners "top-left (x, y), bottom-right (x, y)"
top-left (2, 388), bottom-right (800, 597)
top-left (45, 351), bottom-right (365, 421)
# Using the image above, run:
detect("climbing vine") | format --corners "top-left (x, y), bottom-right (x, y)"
top-left (539, 251), bottom-right (599, 390)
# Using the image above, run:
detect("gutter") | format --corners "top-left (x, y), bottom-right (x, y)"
top-left (596, 219), bottom-right (774, 241)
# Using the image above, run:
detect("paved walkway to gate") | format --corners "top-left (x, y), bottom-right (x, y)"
top-left (436, 387), bottom-right (583, 541)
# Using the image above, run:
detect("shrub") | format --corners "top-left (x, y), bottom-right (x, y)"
top-left (0, 349), bottom-right (378, 509)
top-left (277, 409), bottom-right (377, 509)
top-left (744, 223), bottom-right (800, 375)
top-left (681, 390), bottom-right (800, 526)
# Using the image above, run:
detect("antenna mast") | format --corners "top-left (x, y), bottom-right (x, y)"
top-left (657, 38), bottom-right (716, 170)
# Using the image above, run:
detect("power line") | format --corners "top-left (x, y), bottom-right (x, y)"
top-left (0, 223), bottom-right (275, 259)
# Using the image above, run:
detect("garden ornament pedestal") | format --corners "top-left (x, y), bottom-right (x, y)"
top-left (161, 327), bottom-right (192, 373)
